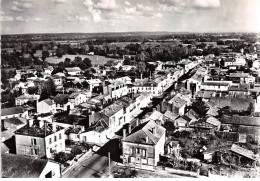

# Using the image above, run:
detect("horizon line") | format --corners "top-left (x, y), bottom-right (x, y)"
top-left (2, 30), bottom-right (260, 36)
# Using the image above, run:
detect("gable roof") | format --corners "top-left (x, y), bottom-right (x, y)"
top-left (3, 117), bottom-right (26, 125)
top-left (41, 99), bottom-right (54, 106)
top-left (100, 103), bottom-right (123, 117)
top-left (89, 112), bottom-right (109, 126)
top-left (210, 97), bottom-right (254, 111)
top-left (163, 110), bottom-right (178, 121)
top-left (149, 111), bottom-right (164, 121)
top-left (206, 116), bottom-right (221, 127)
top-left (1, 154), bottom-right (48, 178)
top-left (123, 120), bottom-right (165, 145)
top-left (168, 96), bottom-right (187, 108)
top-left (1, 107), bottom-right (25, 116)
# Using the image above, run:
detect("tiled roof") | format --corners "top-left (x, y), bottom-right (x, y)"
top-left (1, 107), bottom-right (25, 116)
top-left (100, 103), bottom-right (123, 117)
top-left (42, 99), bottom-right (54, 106)
top-left (123, 120), bottom-right (166, 145)
top-left (201, 82), bottom-right (229, 86)
top-left (163, 110), bottom-right (178, 121)
top-left (206, 116), bottom-right (221, 127)
top-left (89, 112), bottom-right (109, 126)
top-left (168, 96), bottom-right (187, 108)
top-left (210, 97), bottom-right (254, 111)
top-left (1, 154), bottom-right (48, 178)
top-left (230, 144), bottom-right (257, 160)
top-left (238, 126), bottom-right (260, 135)
top-left (3, 117), bottom-right (26, 125)
top-left (15, 122), bottom-right (64, 138)
top-left (149, 111), bottom-right (163, 121)
top-left (220, 116), bottom-right (260, 127)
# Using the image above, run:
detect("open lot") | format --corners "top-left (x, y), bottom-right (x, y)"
top-left (45, 54), bottom-right (121, 65)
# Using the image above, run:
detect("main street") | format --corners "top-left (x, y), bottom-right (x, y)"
top-left (63, 65), bottom-right (200, 178)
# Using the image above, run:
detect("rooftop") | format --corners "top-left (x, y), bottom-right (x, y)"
top-left (53, 94), bottom-right (70, 104)
top-left (123, 120), bottom-right (166, 145)
top-left (1, 107), bottom-right (25, 116)
top-left (65, 67), bottom-right (81, 72)
top-left (221, 115), bottom-right (260, 127)
top-left (1, 154), bottom-right (49, 178)
top-left (15, 122), bottom-right (64, 138)
top-left (100, 103), bottom-right (123, 117)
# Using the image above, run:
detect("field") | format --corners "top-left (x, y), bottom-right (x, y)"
top-left (45, 54), bottom-right (121, 65)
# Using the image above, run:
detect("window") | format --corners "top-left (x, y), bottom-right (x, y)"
top-left (131, 147), bottom-right (135, 154)
top-left (31, 138), bottom-right (37, 145)
top-left (31, 149), bottom-right (38, 155)
top-left (54, 136), bottom-right (57, 142)
top-left (49, 138), bottom-right (52, 144)
top-left (142, 149), bottom-right (146, 157)
top-left (59, 133), bottom-right (62, 139)
top-left (136, 148), bottom-right (140, 154)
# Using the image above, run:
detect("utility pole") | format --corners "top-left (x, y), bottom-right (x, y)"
top-left (108, 152), bottom-right (111, 177)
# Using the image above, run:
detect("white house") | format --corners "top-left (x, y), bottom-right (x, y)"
top-left (37, 99), bottom-right (56, 114)
top-left (1, 107), bottom-right (29, 120)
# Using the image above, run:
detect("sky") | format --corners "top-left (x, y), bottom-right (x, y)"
top-left (1, 0), bottom-right (260, 34)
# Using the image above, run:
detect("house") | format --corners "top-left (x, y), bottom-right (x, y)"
top-left (228, 85), bottom-right (250, 96)
top-left (80, 115), bottom-right (111, 144)
top-left (53, 94), bottom-right (74, 112)
top-left (85, 79), bottom-right (102, 91)
top-left (66, 125), bottom-right (85, 142)
top-left (229, 72), bottom-right (255, 84)
top-left (100, 103), bottom-right (124, 134)
top-left (37, 99), bottom-right (56, 114)
top-left (103, 77), bottom-right (130, 100)
top-left (230, 144), bottom-right (258, 164)
top-left (64, 67), bottom-right (81, 76)
top-left (1, 107), bottom-right (28, 119)
top-left (15, 94), bottom-right (40, 106)
top-left (200, 81), bottom-right (230, 92)
top-left (2, 117), bottom-right (27, 131)
top-left (1, 153), bottom-right (61, 178)
top-left (163, 110), bottom-right (178, 123)
top-left (14, 81), bottom-right (35, 94)
top-left (147, 108), bottom-right (164, 125)
top-left (52, 75), bottom-right (64, 86)
top-left (220, 115), bottom-right (260, 144)
top-left (15, 120), bottom-right (66, 159)
top-left (174, 115), bottom-right (192, 130)
top-left (122, 120), bottom-right (166, 169)
top-left (33, 50), bottom-right (43, 58)
top-left (166, 140), bottom-right (181, 158)
top-left (168, 96), bottom-right (187, 116)
top-left (68, 93), bottom-right (87, 105)
top-left (44, 66), bottom-right (54, 75)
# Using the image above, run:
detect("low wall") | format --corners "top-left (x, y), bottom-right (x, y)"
top-left (164, 167), bottom-right (200, 177)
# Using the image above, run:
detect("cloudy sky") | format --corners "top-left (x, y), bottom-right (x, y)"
top-left (1, 0), bottom-right (260, 34)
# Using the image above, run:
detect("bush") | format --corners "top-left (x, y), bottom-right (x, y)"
top-left (54, 152), bottom-right (74, 164)
top-left (71, 146), bottom-right (83, 156)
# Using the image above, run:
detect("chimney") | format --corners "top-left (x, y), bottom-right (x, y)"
top-left (123, 129), bottom-right (126, 139)
top-left (128, 124), bottom-right (131, 134)
top-left (73, 123), bottom-right (76, 129)
top-left (81, 125), bottom-right (85, 132)
top-left (153, 107), bottom-right (157, 112)
top-left (39, 120), bottom-right (44, 128)
top-left (52, 122), bottom-right (56, 132)
top-left (91, 111), bottom-right (95, 114)
top-left (28, 119), bottom-right (34, 127)
top-left (146, 136), bottom-right (149, 143)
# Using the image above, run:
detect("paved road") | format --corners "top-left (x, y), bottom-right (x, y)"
top-left (63, 153), bottom-right (116, 178)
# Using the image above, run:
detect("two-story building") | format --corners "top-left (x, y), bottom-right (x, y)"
top-left (15, 94), bottom-right (40, 106)
top-left (15, 120), bottom-right (66, 159)
top-left (1, 107), bottom-right (29, 120)
top-left (37, 99), bottom-right (56, 114)
top-left (122, 120), bottom-right (166, 170)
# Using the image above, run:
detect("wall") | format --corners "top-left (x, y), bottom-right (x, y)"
top-left (15, 134), bottom-right (46, 158)
top-left (154, 132), bottom-right (166, 165)
top-left (39, 161), bottom-right (61, 178)
top-left (44, 129), bottom-right (66, 158)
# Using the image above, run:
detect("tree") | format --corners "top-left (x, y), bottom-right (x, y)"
top-left (191, 100), bottom-right (208, 117)
top-left (39, 78), bottom-right (56, 101)
top-left (64, 58), bottom-right (71, 67)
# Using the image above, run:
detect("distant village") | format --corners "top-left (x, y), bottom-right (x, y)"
top-left (1, 34), bottom-right (260, 178)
